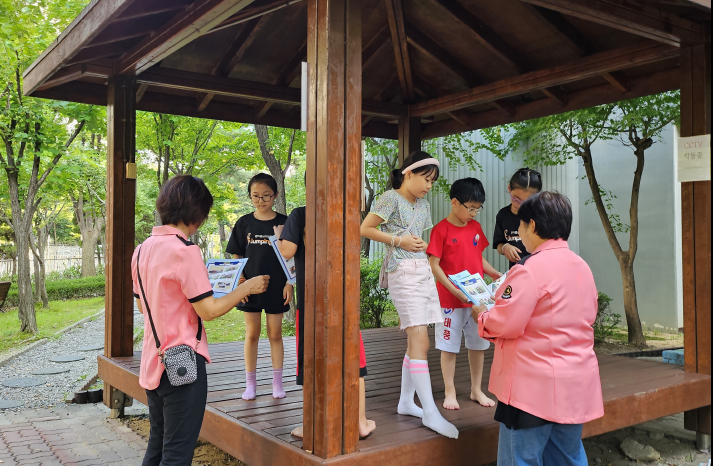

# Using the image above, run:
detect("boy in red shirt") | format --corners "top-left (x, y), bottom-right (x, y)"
top-left (427, 178), bottom-right (502, 410)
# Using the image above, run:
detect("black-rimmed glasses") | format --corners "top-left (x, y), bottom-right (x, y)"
top-left (459, 200), bottom-right (483, 215)
top-left (250, 194), bottom-right (275, 203)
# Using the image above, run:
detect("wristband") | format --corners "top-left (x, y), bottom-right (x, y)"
top-left (397, 236), bottom-right (403, 248)
top-left (390, 235), bottom-right (396, 247)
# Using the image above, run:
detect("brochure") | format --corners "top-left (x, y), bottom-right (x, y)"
top-left (206, 258), bottom-right (249, 298)
top-left (447, 271), bottom-right (508, 310)
top-left (489, 272), bottom-right (509, 295)
top-left (269, 235), bottom-right (297, 285)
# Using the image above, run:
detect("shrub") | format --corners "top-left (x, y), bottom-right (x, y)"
top-left (360, 256), bottom-right (396, 329)
top-left (593, 292), bottom-right (621, 343)
top-left (4, 275), bottom-right (106, 308)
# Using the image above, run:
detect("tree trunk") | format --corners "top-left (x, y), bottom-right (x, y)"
top-left (254, 125), bottom-right (292, 216)
top-left (81, 238), bottom-right (97, 277)
top-left (619, 256), bottom-right (646, 346)
top-left (33, 247), bottom-right (41, 304)
top-left (219, 223), bottom-right (232, 259)
top-left (72, 194), bottom-right (103, 277)
top-left (37, 229), bottom-right (49, 307)
top-left (15, 235), bottom-right (37, 332)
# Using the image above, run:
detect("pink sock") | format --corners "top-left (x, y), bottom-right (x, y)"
top-left (242, 371), bottom-right (256, 400)
top-left (272, 368), bottom-right (286, 399)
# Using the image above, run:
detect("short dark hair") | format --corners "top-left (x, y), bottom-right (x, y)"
top-left (248, 173), bottom-right (278, 194)
top-left (390, 151), bottom-right (440, 189)
top-left (156, 175), bottom-right (213, 227)
top-left (509, 168), bottom-right (542, 191)
top-left (517, 191), bottom-right (572, 241)
top-left (450, 178), bottom-right (485, 205)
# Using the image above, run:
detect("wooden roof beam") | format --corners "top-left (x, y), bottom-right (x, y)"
top-left (256, 40), bottom-right (307, 119)
top-left (22, 0), bottom-right (141, 95)
top-left (115, 2), bottom-right (190, 21)
top-left (421, 66), bottom-right (679, 139)
top-left (363, 25), bottom-right (390, 70)
top-left (116, 0), bottom-right (257, 76)
top-left (410, 41), bottom-right (678, 117)
top-left (519, 0), bottom-right (705, 47)
top-left (384, 0), bottom-right (414, 101)
top-left (425, 0), bottom-right (567, 107)
top-left (527, 5), bottom-right (630, 92)
top-left (198, 14), bottom-right (270, 111)
top-left (135, 82), bottom-right (149, 103)
top-left (131, 67), bottom-right (406, 117)
top-left (405, 24), bottom-right (481, 86)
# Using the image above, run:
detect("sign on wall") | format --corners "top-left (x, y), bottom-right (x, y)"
top-left (677, 134), bottom-right (711, 182)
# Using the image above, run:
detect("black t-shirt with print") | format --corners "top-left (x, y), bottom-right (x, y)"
top-left (280, 207), bottom-right (306, 312)
top-left (493, 205), bottom-right (531, 269)
top-left (226, 212), bottom-right (289, 312)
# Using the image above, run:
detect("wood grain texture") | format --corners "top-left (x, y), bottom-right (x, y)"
top-left (98, 329), bottom-right (712, 466)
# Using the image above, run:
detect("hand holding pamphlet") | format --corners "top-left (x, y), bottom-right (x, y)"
top-left (448, 270), bottom-right (508, 310)
top-left (269, 235), bottom-right (297, 285)
top-left (206, 259), bottom-right (249, 297)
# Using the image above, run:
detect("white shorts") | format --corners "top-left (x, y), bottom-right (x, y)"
top-left (435, 307), bottom-right (490, 353)
top-left (387, 259), bottom-right (443, 330)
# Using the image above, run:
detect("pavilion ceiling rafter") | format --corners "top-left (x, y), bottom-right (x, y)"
top-left (116, 0), bottom-right (258, 76)
top-left (404, 24), bottom-right (519, 117)
top-left (362, 24), bottom-right (390, 70)
top-left (526, 4), bottom-right (630, 92)
top-left (409, 40), bottom-right (678, 117)
top-left (421, 66), bottom-right (680, 139)
top-left (255, 39), bottom-right (307, 119)
top-left (425, 0), bottom-right (573, 108)
top-left (197, 14), bottom-right (271, 112)
top-left (384, 0), bottom-right (415, 101)
top-left (519, 0), bottom-right (706, 46)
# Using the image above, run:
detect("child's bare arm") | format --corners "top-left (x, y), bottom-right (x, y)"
top-left (482, 257), bottom-right (502, 280)
top-left (429, 255), bottom-right (470, 304)
top-left (360, 214), bottom-right (425, 252)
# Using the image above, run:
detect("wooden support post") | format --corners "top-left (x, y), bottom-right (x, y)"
top-left (103, 75), bottom-right (137, 410)
top-left (680, 41), bottom-right (711, 438)
top-left (398, 116), bottom-right (421, 164)
top-left (304, 0), bottom-right (361, 458)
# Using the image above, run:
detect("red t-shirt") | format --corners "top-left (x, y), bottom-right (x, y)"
top-left (427, 218), bottom-right (490, 309)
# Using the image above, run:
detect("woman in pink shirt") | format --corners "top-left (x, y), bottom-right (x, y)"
top-left (472, 192), bottom-right (603, 466)
top-left (132, 176), bottom-right (269, 466)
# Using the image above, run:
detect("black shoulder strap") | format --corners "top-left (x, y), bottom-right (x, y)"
top-left (136, 245), bottom-right (202, 352)
top-left (516, 251), bottom-right (538, 267)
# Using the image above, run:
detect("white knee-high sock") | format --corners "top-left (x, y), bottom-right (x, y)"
top-left (409, 360), bottom-right (459, 439)
top-left (397, 355), bottom-right (423, 418)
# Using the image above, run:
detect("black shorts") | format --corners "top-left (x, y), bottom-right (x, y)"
top-left (239, 307), bottom-right (288, 315)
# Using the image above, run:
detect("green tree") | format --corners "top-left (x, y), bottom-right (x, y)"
top-left (478, 92), bottom-right (680, 347)
top-left (1, 0), bottom-right (95, 332)
top-left (253, 125), bottom-right (305, 215)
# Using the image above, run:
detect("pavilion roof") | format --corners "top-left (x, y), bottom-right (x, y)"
top-left (23, 0), bottom-right (711, 139)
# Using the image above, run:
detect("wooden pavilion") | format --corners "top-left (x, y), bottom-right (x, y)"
top-left (23, 0), bottom-right (711, 464)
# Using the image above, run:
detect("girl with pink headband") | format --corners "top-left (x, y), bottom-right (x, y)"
top-left (360, 151), bottom-right (459, 439)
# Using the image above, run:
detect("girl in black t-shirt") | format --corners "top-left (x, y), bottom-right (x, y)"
top-left (493, 168), bottom-right (542, 269)
top-left (226, 173), bottom-right (293, 401)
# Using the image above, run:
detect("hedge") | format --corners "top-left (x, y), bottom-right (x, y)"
top-left (3, 275), bottom-right (106, 308)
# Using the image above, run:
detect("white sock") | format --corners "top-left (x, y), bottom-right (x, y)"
top-left (409, 360), bottom-right (459, 439)
top-left (397, 355), bottom-right (423, 418)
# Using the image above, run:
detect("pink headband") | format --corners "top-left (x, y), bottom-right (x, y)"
top-left (401, 158), bottom-right (440, 174)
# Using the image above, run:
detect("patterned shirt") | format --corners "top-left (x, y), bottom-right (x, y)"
top-left (371, 189), bottom-right (433, 272)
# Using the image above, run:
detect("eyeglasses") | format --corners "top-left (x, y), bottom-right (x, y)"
top-left (250, 194), bottom-right (275, 203)
top-left (459, 200), bottom-right (483, 215)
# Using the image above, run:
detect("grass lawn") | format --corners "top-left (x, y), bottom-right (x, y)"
top-left (201, 311), bottom-right (296, 344)
top-left (0, 297), bottom-right (105, 356)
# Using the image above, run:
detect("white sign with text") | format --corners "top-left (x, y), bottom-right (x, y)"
top-left (678, 134), bottom-right (711, 182)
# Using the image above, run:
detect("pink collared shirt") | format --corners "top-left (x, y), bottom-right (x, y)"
top-left (132, 225), bottom-right (213, 390)
top-left (478, 239), bottom-right (604, 424)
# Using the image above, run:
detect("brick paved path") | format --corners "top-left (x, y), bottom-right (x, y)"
top-left (0, 404), bottom-right (147, 466)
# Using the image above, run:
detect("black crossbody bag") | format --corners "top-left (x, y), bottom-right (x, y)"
top-left (137, 246), bottom-right (202, 387)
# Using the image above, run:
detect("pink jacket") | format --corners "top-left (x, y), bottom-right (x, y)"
top-left (478, 239), bottom-right (604, 424)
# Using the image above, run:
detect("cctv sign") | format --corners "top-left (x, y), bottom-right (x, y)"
top-left (678, 134), bottom-right (711, 182)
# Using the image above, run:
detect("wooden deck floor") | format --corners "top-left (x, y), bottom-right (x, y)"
top-left (98, 327), bottom-right (711, 466)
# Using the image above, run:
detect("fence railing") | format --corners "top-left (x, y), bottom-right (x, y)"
top-left (0, 257), bottom-right (101, 277)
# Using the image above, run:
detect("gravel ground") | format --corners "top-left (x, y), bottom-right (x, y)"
top-left (0, 309), bottom-right (144, 411)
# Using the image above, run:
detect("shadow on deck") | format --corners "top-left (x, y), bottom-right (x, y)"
top-left (98, 327), bottom-right (711, 466)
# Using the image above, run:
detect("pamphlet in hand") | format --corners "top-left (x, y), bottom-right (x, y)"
top-left (489, 272), bottom-right (509, 295)
top-left (206, 258), bottom-right (249, 298)
top-left (448, 271), bottom-right (497, 309)
top-left (269, 235), bottom-right (297, 285)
